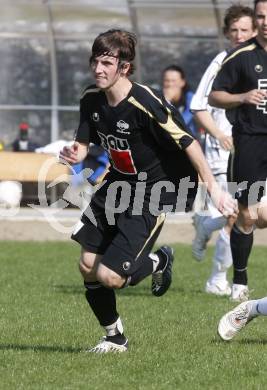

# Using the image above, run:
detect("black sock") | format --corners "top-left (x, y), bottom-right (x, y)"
top-left (154, 247), bottom-right (168, 271)
top-left (127, 248), bottom-right (168, 287)
top-left (231, 224), bottom-right (253, 285)
top-left (84, 282), bottom-right (119, 327)
top-left (106, 334), bottom-right (127, 345)
top-left (128, 255), bottom-right (154, 286)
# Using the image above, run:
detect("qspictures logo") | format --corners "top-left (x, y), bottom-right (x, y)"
top-left (2, 156), bottom-right (267, 234)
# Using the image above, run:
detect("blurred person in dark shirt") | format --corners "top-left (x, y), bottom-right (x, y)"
top-left (162, 65), bottom-right (197, 137)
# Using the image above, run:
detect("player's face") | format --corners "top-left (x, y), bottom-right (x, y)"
top-left (255, 1), bottom-right (267, 41)
top-left (226, 16), bottom-right (255, 47)
top-left (90, 54), bottom-right (121, 90)
top-left (162, 71), bottom-right (185, 91)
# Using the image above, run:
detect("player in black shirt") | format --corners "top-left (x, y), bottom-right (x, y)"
top-left (209, 0), bottom-right (267, 302)
top-left (60, 29), bottom-right (237, 353)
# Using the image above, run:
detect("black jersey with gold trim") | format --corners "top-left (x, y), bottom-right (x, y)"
top-left (75, 82), bottom-right (197, 211)
top-left (212, 37), bottom-right (267, 137)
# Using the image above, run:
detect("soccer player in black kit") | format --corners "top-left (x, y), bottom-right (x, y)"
top-left (209, 0), bottom-right (267, 302)
top-left (60, 29), bottom-right (237, 353)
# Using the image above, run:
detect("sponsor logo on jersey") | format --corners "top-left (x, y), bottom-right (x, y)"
top-left (92, 112), bottom-right (99, 122)
top-left (255, 64), bottom-right (263, 73)
top-left (122, 261), bottom-right (131, 271)
top-left (116, 120), bottom-right (130, 134)
top-left (98, 132), bottom-right (137, 174)
top-left (257, 79), bottom-right (267, 114)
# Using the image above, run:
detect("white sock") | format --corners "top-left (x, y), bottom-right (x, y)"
top-left (209, 262), bottom-right (227, 285)
top-left (149, 253), bottom-right (160, 273)
top-left (209, 228), bottom-right (232, 285)
top-left (214, 228), bottom-right (233, 268)
top-left (104, 317), bottom-right (124, 336)
top-left (203, 216), bottom-right (226, 237)
top-left (250, 297), bottom-right (267, 316)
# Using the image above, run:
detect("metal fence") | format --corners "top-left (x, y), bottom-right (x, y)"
top-left (0, 0), bottom-right (254, 146)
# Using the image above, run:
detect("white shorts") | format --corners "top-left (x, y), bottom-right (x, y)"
top-left (205, 136), bottom-right (229, 175)
top-left (207, 174), bottom-right (228, 218)
top-left (195, 173), bottom-right (228, 218)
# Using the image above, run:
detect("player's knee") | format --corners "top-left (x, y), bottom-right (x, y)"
top-left (237, 207), bottom-right (256, 233)
top-left (96, 266), bottom-right (124, 289)
top-left (256, 209), bottom-right (267, 229)
top-left (256, 218), bottom-right (267, 229)
top-left (78, 251), bottom-right (101, 280)
top-left (79, 258), bottom-right (95, 279)
top-left (257, 201), bottom-right (267, 228)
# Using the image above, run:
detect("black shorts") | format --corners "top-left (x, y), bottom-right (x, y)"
top-left (71, 203), bottom-right (165, 277)
top-left (228, 135), bottom-right (267, 206)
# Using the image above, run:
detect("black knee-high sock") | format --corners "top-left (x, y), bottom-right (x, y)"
top-left (128, 255), bottom-right (154, 286)
top-left (126, 249), bottom-right (168, 287)
top-left (231, 224), bottom-right (253, 285)
top-left (84, 282), bottom-right (118, 327)
top-left (127, 250), bottom-right (167, 286)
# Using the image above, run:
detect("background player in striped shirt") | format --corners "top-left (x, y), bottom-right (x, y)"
top-left (190, 4), bottom-right (256, 297)
top-left (209, 0), bottom-right (267, 302)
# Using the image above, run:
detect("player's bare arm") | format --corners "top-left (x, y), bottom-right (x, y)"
top-left (209, 89), bottom-right (267, 109)
top-left (194, 110), bottom-right (233, 150)
top-left (185, 140), bottom-right (238, 218)
top-left (59, 141), bottom-right (88, 165)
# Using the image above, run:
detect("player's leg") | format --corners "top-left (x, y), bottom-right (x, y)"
top-left (230, 202), bottom-right (256, 301)
top-left (206, 223), bottom-right (233, 296)
top-left (98, 212), bottom-right (173, 294)
top-left (192, 211), bottom-right (226, 261)
top-left (256, 191), bottom-right (267, 229)
top-left (151, 245), bottom-right (174, 296)
top-left (76, 211), bottom-right (173, 352)
top-left (192, 179), bottom-right (227, 262)
top-left (227, 189), bottom-right (267, 304)
top-left (192, 181), bottom-right (211, 261)
top-left (79, 251), bottom-right (127, 352)
top-left (96, 239), bottom-right (174, 294)
top-left (205, 174), bottom-right (234, 295)
top-left (218, 296), bottom-right (267, 341)
top-left (230, 136), bottom-right (266, 301)
top-left (192, 137), bottom-right (229, 261)
top-left (72, 211), bottom-right (128, 353)
top-left (79, 250), bottom-right (122, 334)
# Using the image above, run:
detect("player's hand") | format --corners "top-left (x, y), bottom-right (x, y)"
top-left (219, 192), bottom-right (238, 219)
top-left (59, 142), bottom-right (79, 165)
top-left (240, 89), bottom-right (267, 106)
top-left (217, 133), bottom-right (233, 151)
top-left (212, 190), bottom-right (238, 218)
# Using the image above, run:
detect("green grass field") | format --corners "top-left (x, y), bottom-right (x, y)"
top-left (0, 241), bottom-right (267, 390)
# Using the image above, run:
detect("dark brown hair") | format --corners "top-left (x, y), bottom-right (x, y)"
top-left (90, 29), bottom-right (137, 76)
top-left (254, 0), bottom-right (267, 9)
top-left (223, 3), bottom-right (256, 34)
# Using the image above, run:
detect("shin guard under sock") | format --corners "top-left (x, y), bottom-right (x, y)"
top-left (230, 224), bottom-right (253, 285)
top-left (84, 282), bottom-right (118, 327)
top-left (127, 255), bottom-right (154, 286)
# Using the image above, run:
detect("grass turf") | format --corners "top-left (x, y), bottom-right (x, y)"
top-left (0, 241), bottom-right (267, 389)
